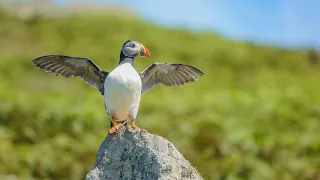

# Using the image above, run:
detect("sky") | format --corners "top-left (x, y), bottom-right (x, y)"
top-left (32, 0), bottom-right (320, 49)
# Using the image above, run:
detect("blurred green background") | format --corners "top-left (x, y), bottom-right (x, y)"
top-left (0, 1), bottom-right (320, 180)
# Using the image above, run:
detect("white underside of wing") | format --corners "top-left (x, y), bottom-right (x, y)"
top-left (104, 63), bottom-right (142, 121)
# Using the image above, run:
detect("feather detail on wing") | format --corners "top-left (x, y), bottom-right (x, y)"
top-left (32, 55), bottom-right (109, 91)
top-left (139, 62), bottom-right (204, 93)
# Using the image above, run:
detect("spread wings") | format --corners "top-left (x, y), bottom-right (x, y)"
top-left (33, 55), bottom-right (108, 94)
top-left (140, 63), bottom-right (204, 93)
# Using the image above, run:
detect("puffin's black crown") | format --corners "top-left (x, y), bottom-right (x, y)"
top-left (123, 40), bottom-right (134, 47)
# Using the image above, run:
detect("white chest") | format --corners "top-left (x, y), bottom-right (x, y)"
top-left (103, 63), bottom-right (142, 120)
top-left (105, 63), bottom-right (142, 91)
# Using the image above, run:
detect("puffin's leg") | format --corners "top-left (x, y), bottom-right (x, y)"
top-left (129, 107), bottom-right (138, 128)
top-left (109, 117), bottom-right (120, 134)
top-left (129, 116), bottom-right (136, 128)
top-left (131, 120), bottom-right (136, 128)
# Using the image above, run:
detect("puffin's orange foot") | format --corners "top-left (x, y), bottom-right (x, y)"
top-left (109, 125), bottom-right (120, 134)
top-left (131, 121), bottom-right (136, 128)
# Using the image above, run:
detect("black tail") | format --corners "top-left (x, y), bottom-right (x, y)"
top-left (110, 120), bottom-right (127, 127)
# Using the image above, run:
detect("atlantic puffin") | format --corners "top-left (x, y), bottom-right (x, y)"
top-left (32, 40), bottom-right (204, 134)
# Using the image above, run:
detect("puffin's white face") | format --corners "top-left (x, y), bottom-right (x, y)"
top-left (121, 40), bottom-right (150, 58)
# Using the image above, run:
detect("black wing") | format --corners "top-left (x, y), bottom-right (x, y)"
top-left (140, 62), bottom-right (204, 94)
top-left (33, 55), bottom-right (109, 95)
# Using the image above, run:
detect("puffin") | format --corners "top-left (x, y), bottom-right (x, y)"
top-left (32, 40), bottom-right (204, 134)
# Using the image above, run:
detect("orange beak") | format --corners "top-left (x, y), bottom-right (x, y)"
top-left (142, 45), bottom-right (151, 57)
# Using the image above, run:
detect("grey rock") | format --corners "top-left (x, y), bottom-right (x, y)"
top-left (86, 126), bottom-right (203, 180)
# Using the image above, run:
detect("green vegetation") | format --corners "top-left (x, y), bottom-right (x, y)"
top-left (0, 10), bottom-right (320, 180)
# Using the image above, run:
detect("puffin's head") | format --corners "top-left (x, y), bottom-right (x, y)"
top-left (121, 40), bottom-right (150, 58)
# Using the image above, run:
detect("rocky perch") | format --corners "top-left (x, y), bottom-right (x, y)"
top-left (86, 126), bottom-right (203, 180)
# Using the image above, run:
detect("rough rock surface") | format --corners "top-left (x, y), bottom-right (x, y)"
top-left (86, 126), bottom-right (203, 180)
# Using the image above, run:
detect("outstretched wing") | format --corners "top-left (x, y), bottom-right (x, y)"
top-left (32, 55), bottom-right (109, 94)
top-left (139, 62), bottom-right (204, 94)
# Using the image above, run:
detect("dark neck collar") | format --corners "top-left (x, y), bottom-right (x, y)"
top-left (119, 51), bottom-right (135, 65)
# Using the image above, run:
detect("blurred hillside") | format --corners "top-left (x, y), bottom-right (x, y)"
top-left (0, 2), bottom-right (320, 180)
top-left (0, 0), bottom-right (137, 20)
